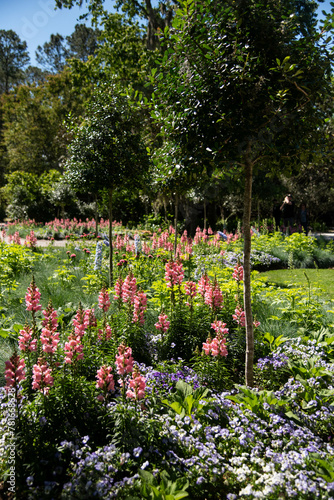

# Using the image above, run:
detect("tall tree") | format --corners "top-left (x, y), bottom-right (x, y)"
top-left (54, 0), bottom-right (177, 49)
top-left (65, 84), bottom-right (150, 284)
top-left (66, 23), bottom-right (101, 61)
top-left (153, 0), bottom-right (334, 386)
top-left (1, 69), bottom-right (87, 175)
top-left (0, 30), bottom-right (30, 94)
top-left (36, 34), bottom-right (69, 73)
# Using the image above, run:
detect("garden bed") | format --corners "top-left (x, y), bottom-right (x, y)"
top-left (0, 222), bottom-right (334, 499)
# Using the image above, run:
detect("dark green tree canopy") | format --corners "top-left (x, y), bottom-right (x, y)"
top-left (154, 0), bottom-right (333, 172)
top-left (65, 85), bottom-right (150, 193)
top-left (0, 30), bottom-right (30, 93)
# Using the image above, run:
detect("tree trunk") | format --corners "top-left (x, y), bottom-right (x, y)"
top-left (163, 196), bottom-right (168, 223)
top-left (174, 193), bottom-right (178, 256)
top-left (243, 143), bottom-right (254, 387)
top-left (203, 200), bottom-right (207, 230)
top-left (94, 193), bottom-right (99, 238)
top-left (108, 189), bottom-right (113, 286)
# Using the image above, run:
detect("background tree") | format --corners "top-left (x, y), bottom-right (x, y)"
top-left (0, 30), bottom-right (30, 94)
top-left (153, 0), bottom-right (334, 386)
top-left (66, 23), bottom-right (101, 61)
top-left (20, 66), bottom-right (48, 86)
top-left (65, 84), bottom-right (150, 284)
top-left (35, 34), bottom-right (69, 74)
top-left (54, 0), bottom-right (177, 50)
top-left (1, 169), bottom-right (61, 221)
top-left (1, 69), bottom-right (88, 177)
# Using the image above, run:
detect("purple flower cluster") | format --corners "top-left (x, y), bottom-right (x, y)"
top-left (257, 352), bottom-right (289, 370)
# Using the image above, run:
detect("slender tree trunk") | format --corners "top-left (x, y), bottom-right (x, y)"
top-left (163, 196), bottom-right (168, 223)
top-left (203, 200), bottom-right (207, 230)
top-left (108, 189), bottom-right (113, 286)
top-left (243, 143), bottom-right (254, 387)
top-left (174, 193), bottom-right (178, 256)
top-left (94, 194), bottom-right (99, 238)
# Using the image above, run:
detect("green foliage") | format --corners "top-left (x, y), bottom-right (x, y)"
top-left (161, 379), bottom-right (210, 418)
top-left (226, 386), bottom-right (288, 420)
top-left (0, 242), bottom-right (36, 286)
top-left (136, 470), bottom-right (189, 500)
top-left (0, 29), bottom-right (30, 93)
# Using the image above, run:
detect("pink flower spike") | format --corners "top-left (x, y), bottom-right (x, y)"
top-left (115, 344), bottom-right (134, 375)
top-left (98, 287), bottom-right (111, 312)
top-left (18, 325), bottom-right (37, 352)
top-left (5, 354), bottom-right (26, 390)
top-left (232, 307), bottom-right (246, 327)
top-left (126, 366), bottom-right (146, 401)
top-left (32, 360), bottom-right (54, 395)
top-left (96, 365), bottom-right (115, 392)
top-left (154, 313), bottom-right (170, 334)
top-left (232, 263), bottom-right (244, 282)
top-left (25, 278), bottom-right (42, 312)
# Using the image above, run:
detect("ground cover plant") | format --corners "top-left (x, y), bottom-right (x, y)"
top-left (0, 221), bottom-right (334, 499)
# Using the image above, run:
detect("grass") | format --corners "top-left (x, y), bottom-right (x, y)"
top-left (257, 268), bottom-right (334, 301)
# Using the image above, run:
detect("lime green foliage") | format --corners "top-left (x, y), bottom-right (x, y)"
top-left (257, 268), bottom-right (334, 301)
top-left (0, 242), bottom-right (36, 288)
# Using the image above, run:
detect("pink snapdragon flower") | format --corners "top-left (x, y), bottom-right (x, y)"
top-left (98, 287), bottom-right (111, 312)
top-left (42, 303), bottom-right (58, 329)
top-left (204, 281), bottom-right (223, 310)
top-left (184, 281), bottom-right (197, 299)
top-left (18, 325), bottom-right (37, 352)
top-left (209, 336), bottom-right (228, 357)
top-left (13, 231), bottom-right (21, 245)
top-left (122, 274), bottom-right (137, 304)
top-left (32, 361), bottom-right (54, 395)
top-left (98, 324), bottom-right (113, 341)
top-left (203, 325), bottom-right (228, 358)
top-left (154, 312), bottom-right (170, 334)
top-left (64, 334), bottom-right (84, 364)
top-left (211, 320), bottom-right (229, 336)
top-left (232, 307), bottom-right (246, 327)
top-left (72, 305), bottom-right (87, 339)
top-left (96, 365), bottom-right (115, 392)
top-left (114, 277), bottom-right (124, 301)
top-left (41, 324), bottom-right (60, 354)
top-left (198, 274), bottom-right (210, 298)
top-left (5, 354), bottom-right (26, 390)
top-left (165, 260), bottom-right (184, 288)
top-left (25, 278), bottom-right (42, 312)
top-left (232, 263), bottom-right (244, 282)
top-left (132, 291), bottom-right (147, 325)
top-left (115, 344), bottom-right (134, 376)
top-left (25, 230), bottom-right (37, 248)
top-left (126, 366), bottom-right (146, 401)
top-left (84, 308), bottom-right (97, 328)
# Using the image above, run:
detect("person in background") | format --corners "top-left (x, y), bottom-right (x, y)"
top-left (299, 203), bottom-right (308, 235)
top-left (280, 194), bottom-right (295, 229)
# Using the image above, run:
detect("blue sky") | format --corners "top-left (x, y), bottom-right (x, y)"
top-left (0, 0), bottom-right (114, 65)
top-left (1, 0), bottom-right (333, 67)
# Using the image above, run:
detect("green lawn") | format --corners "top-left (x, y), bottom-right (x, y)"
top-left (257, 268), bottom-right (334, 301)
